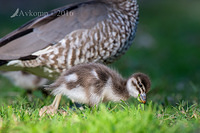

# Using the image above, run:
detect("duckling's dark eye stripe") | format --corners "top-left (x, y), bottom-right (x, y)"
top-left (137, 77), bottom-right (145, 93)
top-left (135, 79), bottom-right (143, 93)
top-left (132, 81), bottom-right (141, 93)
top-left (139, 82), bottom-right (145, 93)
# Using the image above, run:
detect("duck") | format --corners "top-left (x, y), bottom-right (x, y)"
top-left (41, 63), bottom-right (150, 113)
top-left (0, 0), bottom-right (139, 114)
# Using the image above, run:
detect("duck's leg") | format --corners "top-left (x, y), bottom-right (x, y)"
top-left (39, 94), bottom-right (62, 116)
top-left (51, 94), bottom-right (62, 109)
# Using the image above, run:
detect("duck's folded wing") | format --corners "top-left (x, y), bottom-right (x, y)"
top-left (0, 0), bottom-right (108, 60)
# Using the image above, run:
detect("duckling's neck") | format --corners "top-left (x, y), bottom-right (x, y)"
top-left (111, 78), bottom-right (130, 101)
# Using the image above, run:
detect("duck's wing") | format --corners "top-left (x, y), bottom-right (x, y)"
top-left (0, 0), bottom-right (108, 61)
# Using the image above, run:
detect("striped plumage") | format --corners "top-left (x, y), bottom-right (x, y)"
top-left (40, 63), bottom-right (150, 115)
top-left (0, 0), bottom-right (139, 114)
top-left (0, 0), bottom-right (138, 79)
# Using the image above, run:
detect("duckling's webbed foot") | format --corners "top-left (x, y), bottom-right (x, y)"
top-left (39, 94), bottom-right (62, 116)
top-left (39, 105), bottom-right (57, 116)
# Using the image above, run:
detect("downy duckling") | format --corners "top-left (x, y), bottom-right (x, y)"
top-left (1, 71), bottom-right (49, 100)
top-left (1, 71), bottom-right (48, 91)
top-left (45, 63), bottom-right (151, 107)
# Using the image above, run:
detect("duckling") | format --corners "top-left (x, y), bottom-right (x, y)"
top-left (1, 71), bottom-right (48, 91)
top-left (0, 71), bottom-right (49, 101)
top-left (44, 63), bottom-right (151, 108)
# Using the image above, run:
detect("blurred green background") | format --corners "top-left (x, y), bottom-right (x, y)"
top-left (0, 0), bottom-right (200, 106)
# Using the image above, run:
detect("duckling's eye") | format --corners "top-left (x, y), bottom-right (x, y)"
top-left (138, 83), bottom-right (143, 88)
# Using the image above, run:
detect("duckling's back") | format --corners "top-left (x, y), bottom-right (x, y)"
top-left (46, 63), bottom-right (126, 106)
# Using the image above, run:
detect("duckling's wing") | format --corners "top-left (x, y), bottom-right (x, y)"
top-left (0, 0), bottom-right (108, 60)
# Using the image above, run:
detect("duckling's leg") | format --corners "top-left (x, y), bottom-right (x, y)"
top-left (39, 94), bottom-right (62, 116)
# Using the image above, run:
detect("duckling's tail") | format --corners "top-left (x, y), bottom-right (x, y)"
top-left (44, 83), bottom-right (61, 95)
top-left (44, 84), bottom-right (56, 90)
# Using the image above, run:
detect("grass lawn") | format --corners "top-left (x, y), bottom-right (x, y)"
top-left (0, 0), bottom-right (200, 132)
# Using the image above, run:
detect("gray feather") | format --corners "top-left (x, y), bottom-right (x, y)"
top-left (0, 0), bottom-right (108, 60)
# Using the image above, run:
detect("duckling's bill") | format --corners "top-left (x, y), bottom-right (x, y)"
top-left (137, 93), bottom-right (146, 104)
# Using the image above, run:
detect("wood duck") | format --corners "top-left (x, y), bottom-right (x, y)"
top-left (40, 63), bottom-right (151, 115)
top-left (0, 0), bottom-right (139, 114)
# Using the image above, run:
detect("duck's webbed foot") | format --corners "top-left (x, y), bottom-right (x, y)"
top-left (39, 94), bottom-right (62, 116)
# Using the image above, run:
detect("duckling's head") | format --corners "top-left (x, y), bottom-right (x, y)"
top-left (126, 72), bottom-right (151, 104)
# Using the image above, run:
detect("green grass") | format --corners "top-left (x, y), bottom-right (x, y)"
top-left (0, 98), bottom-right (199, 133)
top-left (0, 0), bottom-right (200, 132)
